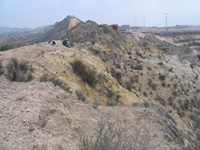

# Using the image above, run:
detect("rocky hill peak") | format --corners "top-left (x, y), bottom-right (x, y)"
top-left (43, 15), bottom-right (82, 40)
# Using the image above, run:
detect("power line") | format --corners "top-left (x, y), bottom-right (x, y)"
top-left (143, 16), bottom-right (146, 27)
top-left (135, 18), bottom-right (137, 27)
top-left (164, 13), bottom-right (169, 32)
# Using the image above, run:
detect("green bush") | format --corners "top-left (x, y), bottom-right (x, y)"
top-left (184, 99), bottom-right (190, 110)
top-left (111, 68), bottom-right (122, 83)
top-left (130, 75), bottom-right (139, 83)
top-left (172, 90), bottom-right (178, 97)
top-left (0, 60), bottom-right (4, 75)
top-left (151, 83), bottom-right (157, 90)
top-left (111, 24), bottom-right (118, 31)
top-left (156, 96), bottom-right (166, 106)
top-left (40, 73), bottom-right (48, 82)
top-left (143, 91), bottom-right (148, 97)
top-left (0, 45), bottom-right (13, 51)
top-left (6, 58), bottom-right (33, 82)
top-left (131, 64), bottom-right (143, 70)
top-left (159, 74), bottom-right (165, 81)
top-left (148, 79), bottom-right (157, 90)
top-left (144, 101), bottom-right (150, 107)
top-left (107, 88), bottom-right (114, 98)
top-left (168, 96), bottom-right (174, 105)
top-left (177, 109), bottom-right (185, 117)
top-left (106, 89), bottom-right (121, 106)
top-left (148, 79), bottom-right (152, 86)
top-left (71, 60), bottom-right (97, 87)
top-left (125, 81), bottom-right (132, 92)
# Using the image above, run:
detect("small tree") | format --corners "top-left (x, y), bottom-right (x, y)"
top-left (111, 24), bottom-right (118, 31)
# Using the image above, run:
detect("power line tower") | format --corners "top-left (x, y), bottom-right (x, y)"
top-left (164, 13), bottom-right (169, 32)
top-left (135, 18), bottom-right (137, 27)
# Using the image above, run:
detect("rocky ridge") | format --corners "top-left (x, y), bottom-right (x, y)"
top-left (0, 16), bottom-right (200, 149)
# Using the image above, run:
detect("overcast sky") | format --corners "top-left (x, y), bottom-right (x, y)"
top-left (0, 0), bottom-right (200, 28)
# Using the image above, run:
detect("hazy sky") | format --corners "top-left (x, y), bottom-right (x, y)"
top-left (0, 0), bottom-right (200, 28)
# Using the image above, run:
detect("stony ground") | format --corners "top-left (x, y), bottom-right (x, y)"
top-left (0, 75), bottom-right (186, 150)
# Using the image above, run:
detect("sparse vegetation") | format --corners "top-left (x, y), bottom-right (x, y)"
top-left (6, 58), bottom-right (33, 82)
top-left (81, 120), bottom-right (153, 150)
top-left (71, 60), bottom-right (97, 87)
top-left (40, 74), bottom-right (71, 92)
top-left (106, 89), bottom-right (121, 106)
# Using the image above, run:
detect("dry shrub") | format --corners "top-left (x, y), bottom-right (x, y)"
top-left (81, 120), bottom-right (155, 150)
top-left (75, 90), bottom-right (87, 102)
top-left (40, 74), bottom-right (71, 92)
top-left (6, 58), bottom-right (33, 82)
top-left (71, 60), bottom-right (97, 87)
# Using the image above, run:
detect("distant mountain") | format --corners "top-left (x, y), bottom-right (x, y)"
top-left (43, 15), bottom-right (82, 40)
top-left (0, 24), bottom-right (57, 34)
top-left (0, 26), bottom-right (31, 34)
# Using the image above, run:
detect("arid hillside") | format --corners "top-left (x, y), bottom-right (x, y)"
top-left (0, 74), bottom-right (187, 150)
top-left (0, 18), bottom-right (200, 149)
